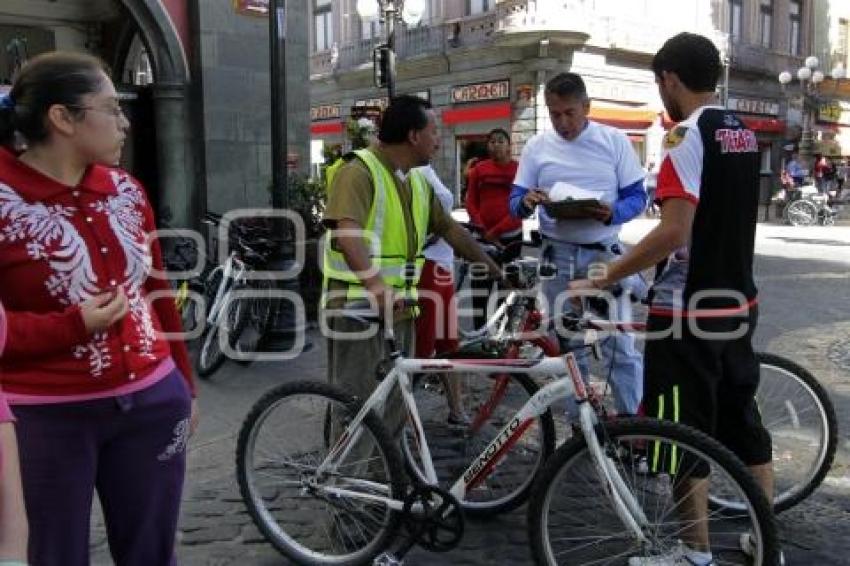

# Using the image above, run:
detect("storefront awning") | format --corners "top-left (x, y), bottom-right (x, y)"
top-left (739, 116), bottom-right (785, 133)
top-left (662, 112), bottom-right (785, 134)
top-left (310, 122), bottom-right (344, 135)
top-left (589, 107), bottom-right (657, 129)
top-left (442, 102), bottom-right (512, 125)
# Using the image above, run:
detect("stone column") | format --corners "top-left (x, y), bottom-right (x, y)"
top-left (153, 82), bottom-right (196, 229)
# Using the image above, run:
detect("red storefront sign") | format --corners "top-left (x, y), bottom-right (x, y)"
top-left (739, 116), bottom-right (785, 133)
top-left (442, 102), bottom-right (512, 125)
top-left (663, 112), bottom-right (785, 133)
top-left (310, 122), bottom-right (344, 135)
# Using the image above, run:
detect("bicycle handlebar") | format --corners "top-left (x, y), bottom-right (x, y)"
top-left (560, 314), bottom-right (647, 334)
top-left (332, 299), bottom-right (421, 324)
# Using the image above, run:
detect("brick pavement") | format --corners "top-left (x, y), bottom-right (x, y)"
top-left (86, 222), bottom-right (850, 565)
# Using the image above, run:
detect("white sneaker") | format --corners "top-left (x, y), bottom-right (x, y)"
top-left (628, 542), bottom-right (713, 565)
top-left (740, 532), bottom-right (785, 565)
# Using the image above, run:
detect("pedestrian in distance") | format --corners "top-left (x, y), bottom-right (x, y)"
top-left (465, 128), bottom-right (523, 330)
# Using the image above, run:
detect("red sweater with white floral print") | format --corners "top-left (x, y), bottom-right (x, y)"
top-left (0, 147), bottom-right (194, 398)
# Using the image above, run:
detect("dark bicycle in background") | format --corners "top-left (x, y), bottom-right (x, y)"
top-left (194, 214), bottom-right (282, 378)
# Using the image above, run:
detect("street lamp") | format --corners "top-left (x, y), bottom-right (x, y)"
top-left (778, 56), bottom-right (828, 172)
top-left (356, 0), bottom-right (426, 98)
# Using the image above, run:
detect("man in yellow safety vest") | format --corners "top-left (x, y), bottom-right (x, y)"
top-left (322, 95), bottom-right (502, 442)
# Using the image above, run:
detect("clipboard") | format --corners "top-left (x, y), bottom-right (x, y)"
top-left (543, 198), bottom-right (603, 219)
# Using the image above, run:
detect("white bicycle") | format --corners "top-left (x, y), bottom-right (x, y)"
top-left (235, 301), bottom-right (779, 565)
top-left (195, 215), bottom-right (277, 377)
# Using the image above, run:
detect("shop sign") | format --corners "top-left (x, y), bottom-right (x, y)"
top-left (818, 100), bottom-right (850, 126)
top-left (353, 91), bottom-right (430, 110)
top-left (727, 97), bottom-right (779, 116)
top-left (234, 0), bottom-right (269, 16)
top-left (354, 97), bottom-right (389, 110)
top-left (583, 76), bottom-right (652, 104)
top-left (311, 104), bottom-right (341, 122)
top-left (451, 80), bottom-right (510, 104)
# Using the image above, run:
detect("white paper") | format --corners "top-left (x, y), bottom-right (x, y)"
top-left (549, 182), bottom-right (598, 202)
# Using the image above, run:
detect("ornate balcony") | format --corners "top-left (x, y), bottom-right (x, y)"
top-left (730, 43), bottom-right (805, 78)
top-left (308, 0), bottom-right (721, 77)
top-left (493, 0), bottom-right (590, 47)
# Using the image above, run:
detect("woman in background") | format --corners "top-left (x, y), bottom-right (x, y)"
top-left (465, 128), bottom-right (522, 329)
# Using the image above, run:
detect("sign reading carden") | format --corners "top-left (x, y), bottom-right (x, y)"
top-left (451, 80), bottom-right (510, 104)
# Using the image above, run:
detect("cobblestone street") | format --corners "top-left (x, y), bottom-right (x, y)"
top-left (88, 221), bottom-right (850, 565)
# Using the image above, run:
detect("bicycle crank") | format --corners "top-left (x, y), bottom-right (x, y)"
top-left (401, 484), bottom-right (465, 553)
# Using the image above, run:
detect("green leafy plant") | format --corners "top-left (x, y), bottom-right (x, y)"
top-left (345, 117), bottom-right (376, 150)
top-left (268, 175), bottom-right (327, 239)
top-left (287, 175), bottom-right (326, 239)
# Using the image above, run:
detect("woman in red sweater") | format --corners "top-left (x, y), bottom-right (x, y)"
top-left (465, 128), bottom-right (522, 329)
top-left (0, 52), bottom-right (196, 566)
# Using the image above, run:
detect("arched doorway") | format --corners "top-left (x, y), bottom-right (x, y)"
top-left (0, 0), bottom-right (195, 228)
top-left (113, 0), bottom-right (194, 229)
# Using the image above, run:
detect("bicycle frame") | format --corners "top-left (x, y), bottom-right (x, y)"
top-left (313, 325), bottom-right (649, 542)
top-left (206, 252), bottom-right (247, 326)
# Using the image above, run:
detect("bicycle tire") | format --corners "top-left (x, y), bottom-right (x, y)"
top-left (709, 352), bottom-right (837, 514)
top-left (528, 418), bottom-right (779, 565)
top-left (234, 277), bottom-right (276, 365)
top-left (236, 381), bottom-right (406, 566)
top-left (401, 371), bottom-right (555, 517)
top-left (785, 199), bottom-right (819, 226)
top-left (195, 284), bottom-right (249, 378)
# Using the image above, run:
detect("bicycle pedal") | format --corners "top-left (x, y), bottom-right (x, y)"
top-left (373, 552), bottom-right (404, 566)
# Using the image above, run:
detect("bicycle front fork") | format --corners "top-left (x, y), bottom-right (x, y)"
top-left (578, 403), bottom-right (649, 543)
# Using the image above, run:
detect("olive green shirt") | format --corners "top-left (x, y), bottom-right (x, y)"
top-left (323, 146), bottom-right (455, 314)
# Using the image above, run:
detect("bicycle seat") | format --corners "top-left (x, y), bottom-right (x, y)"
top-left (203, 212), bottom-right (222, 225)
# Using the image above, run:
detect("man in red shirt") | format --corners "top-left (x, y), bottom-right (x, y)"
top-left (465, 128), bottom-right (522, 328)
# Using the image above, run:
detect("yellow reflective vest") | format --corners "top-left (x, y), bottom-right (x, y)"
top-left (322, 148), bottom-right (430, 303)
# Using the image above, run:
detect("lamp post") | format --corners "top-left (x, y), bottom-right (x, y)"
top-left (355, 0), bottom-right (426, 99)
top-left (778, 56), bottom-right (834, 173)
top-left (270, 0), bottom-right (287, 211)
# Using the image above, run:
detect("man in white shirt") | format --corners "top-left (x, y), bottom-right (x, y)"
top-left (510, 72), bottom-right (647, 417)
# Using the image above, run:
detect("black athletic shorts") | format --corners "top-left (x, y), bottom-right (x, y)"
top-left (643, 307), bottom-right (772, 476)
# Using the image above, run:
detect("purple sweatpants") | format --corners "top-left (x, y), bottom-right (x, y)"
top-left (13, 369), bottom-right (192, 566)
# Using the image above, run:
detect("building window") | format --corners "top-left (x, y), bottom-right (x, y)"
top-left (760, 145), bottom-right (772, 174)
top-left (838, 18), bottom-right (849, 61)
top-left (314, 0), bottom-right (333, 52)
top-left (467, 0), bottom-right (491, 16)
top-left (789, 0), bottom-right (802, 56)
top-left (759, 0), bottom-right (773, 48)
top-left (362, 18), bottom-right (380, 40)
top-left (729, 0), bottom-right (743, 42)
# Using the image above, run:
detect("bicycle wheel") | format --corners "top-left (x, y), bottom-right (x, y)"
top-left (195, 285), bottom-right (249, 378)
top-left (785, 199), bottom-right (819, 226)
top-left (529, 418), bottom-right (779, 565)
top-left (709, 353), bottom-right (837, 514)
top-left (401, 371), bottom-right (555, 517)
top-left (237, 381), bottom-right (406, 566)
top-left (235, 276), bottom-right (276, 364)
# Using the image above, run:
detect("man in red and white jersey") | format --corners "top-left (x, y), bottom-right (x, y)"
top-left (571, 32), bottom-right (776, 565)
